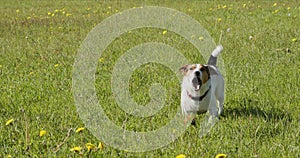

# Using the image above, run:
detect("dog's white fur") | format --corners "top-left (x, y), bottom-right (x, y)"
top-left (180, 45), bottom-right (224, 123)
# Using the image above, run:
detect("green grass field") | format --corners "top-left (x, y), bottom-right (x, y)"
top-left (1, 0), bottom-right (299, 157)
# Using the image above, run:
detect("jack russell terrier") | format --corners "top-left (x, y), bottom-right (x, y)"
top-left (179, 45), bottom-right (224, 125)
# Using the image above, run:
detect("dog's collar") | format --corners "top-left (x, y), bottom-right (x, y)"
top-left (187, 85), bottom-right (211, 101)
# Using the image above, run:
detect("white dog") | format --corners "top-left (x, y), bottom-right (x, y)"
top-left (179, 45), bottom-right (224, 124)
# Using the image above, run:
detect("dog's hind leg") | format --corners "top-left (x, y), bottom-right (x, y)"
top-left (208, 94), bottom-right (219, 117)
top-left (215, 78), bottom-right (225, 116)
top-left (217, 93), bottom-right (224, 116)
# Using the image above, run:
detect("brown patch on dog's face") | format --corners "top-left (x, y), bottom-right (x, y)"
top-left (179, 64), bottom-right (197, 76)
top-left (180, 64), bottom-right (209, 78)
top-left (190, 64), bottom-right (196, 70)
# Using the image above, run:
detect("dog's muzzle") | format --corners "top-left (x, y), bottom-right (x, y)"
top-left (192, 71), bottom-right (202, 91)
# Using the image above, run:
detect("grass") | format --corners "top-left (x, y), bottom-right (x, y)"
top-left (1, 0), bottom-right (299, 157)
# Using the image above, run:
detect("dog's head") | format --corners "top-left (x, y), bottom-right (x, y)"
top-left (179, 64), bottom-right (210, 91)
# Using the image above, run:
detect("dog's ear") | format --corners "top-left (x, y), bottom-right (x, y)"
top-left (200, 65), bottom-right (209, 72)
top-left (179, 64), bottom-right (188, 74)
top-left (200, 65), bottom-right (210, 82)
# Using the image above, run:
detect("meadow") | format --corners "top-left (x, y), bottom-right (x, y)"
top-left (1, 0), bottom-right (299, 157)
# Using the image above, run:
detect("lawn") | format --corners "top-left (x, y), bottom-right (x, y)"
top-left (0, 0), bottom-right (299, 157)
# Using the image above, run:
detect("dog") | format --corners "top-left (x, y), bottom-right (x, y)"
top-left (179, 45), bottom-right (224, 125)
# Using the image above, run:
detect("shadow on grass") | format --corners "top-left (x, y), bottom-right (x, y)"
top-left (222, 98), bottom-right (292, 122)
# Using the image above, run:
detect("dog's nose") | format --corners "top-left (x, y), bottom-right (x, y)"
top-left (195, 71), bottom-right (200, 77)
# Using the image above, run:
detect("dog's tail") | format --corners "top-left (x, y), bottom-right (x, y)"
top-left (207, 45), bottom-right (223, 66)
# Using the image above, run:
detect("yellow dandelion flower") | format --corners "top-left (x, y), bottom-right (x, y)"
top-left (198, 36), bottom-right (204, 41)
top-left (7, 155), bottom-right (12, 158)
top-left (176, 154), bottom-right (186, 158)
top-left (51, 13), bottom-right (55, 17)
top-left (27, 16), bottom-right (31, 20)
top-left (5, 119), bottom-right (14, 125)
top-left (272, 10), bottom-right (279, 14)
top-left (291, 38), bottom-right (297, 42)
top-left (108, 6), bottom-right (111, 9)
top-left (287, 7), bottom-right (291, 10)
top-left (39, 130), bottom-right (47, 137)
top-left (87, 8), bottom-right (91, 11)
top-left (222, 5), bottom-right (227, 9)
top-left (217, 18), bottom-right (222, 22)
top-left (243, 4), bottom-right (246, 8)
top-left (54, 9), bottom-right (59, 13)
top-left (75, 127), bottom-right (85, 133)
top-left (54, 64), bottom-right (59, 67)
top-left (62, 11), bottom-right (65, 14)
top-left (215, 153), bottom-right (227, 158)
top-left (85, 143), bottom-right (96, 152)
top-left (29, 71), bottom-right (34, 75)
top-left (70, 146), bottom-right (82, 152)
top-left (162, 30), bottom-right (167, 35)
top-left (48, 12), bottom-right (51, 16)
top-left (16, 9), bottom-right (19, 13)
top-left (209, 8), bottom-right (213, 11)
top-left (99, 57), bottom-right (104, 63)
top-left (273, 3), bottom-right (277, 7)
top-left (98, 142), bottom-right (105, 149)
top-left (0, 65), bottom-right (2, 68)
top-left (66, 13), bottom-right (72, 17)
